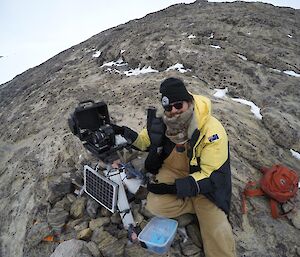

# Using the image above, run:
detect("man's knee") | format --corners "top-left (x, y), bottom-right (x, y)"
top-left (146, 193), bottom-right (194, 218)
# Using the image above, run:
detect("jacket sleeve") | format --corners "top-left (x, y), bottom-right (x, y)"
top-left (190, 121), bottom-right (229, 194)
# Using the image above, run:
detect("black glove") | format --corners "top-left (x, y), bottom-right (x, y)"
top-left (111, 124), bottom-right (125, 135)
top-left (175, 176), bottom-right (199, 198)
top-left (147, 183), bottom-right (177, 195)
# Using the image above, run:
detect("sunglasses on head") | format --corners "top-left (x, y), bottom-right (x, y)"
top-left (163, 101), bottom-right (184, 112)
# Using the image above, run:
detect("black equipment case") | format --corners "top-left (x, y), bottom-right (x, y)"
top-left (68, 100), bottom-right (125, 160)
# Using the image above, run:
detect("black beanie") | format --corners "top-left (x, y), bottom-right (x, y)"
top-left (160, 77), bottom-right (192, 106)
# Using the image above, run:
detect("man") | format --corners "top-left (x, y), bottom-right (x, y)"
top-left (113, 77), bottom-right (236, 257)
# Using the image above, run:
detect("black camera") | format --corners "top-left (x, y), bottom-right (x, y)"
top-left (68, 100), bottom-right (127, 160)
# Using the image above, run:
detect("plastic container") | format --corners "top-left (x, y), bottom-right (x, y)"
top-left (138, 217), bottom-right (178, 254)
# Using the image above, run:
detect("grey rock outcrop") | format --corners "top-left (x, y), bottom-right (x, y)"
top-left (0, 1), bottom-right (299, 257)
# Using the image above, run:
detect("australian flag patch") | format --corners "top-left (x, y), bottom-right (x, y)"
top-left (208, 134), bottom-right (219, 142)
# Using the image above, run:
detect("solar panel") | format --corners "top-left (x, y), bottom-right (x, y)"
top-left (84, 165), bottom-right (118, 213)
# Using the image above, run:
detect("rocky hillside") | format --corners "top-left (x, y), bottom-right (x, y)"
top-left (0, 0), bottom-right (299, 256)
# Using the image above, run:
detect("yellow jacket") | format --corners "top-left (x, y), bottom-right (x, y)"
top-left (130, 94), bottom-right (231, 214)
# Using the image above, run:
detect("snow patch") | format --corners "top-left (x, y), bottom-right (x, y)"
top-left (209, 33), bottom-right (214, 39)
top-left (166, 63), bottom-right (191, 73)
top-left (124, 66), bottom-right (158, 76)
top-left (101, 57), bottom-right (127, 67)
top-left (210, 45), bottom-right (221, 49)
top-left (283, 70), bottom-right (300, 77)
top-left (269, 68), bottom-right (281, 73)
top-left (287, 34), bottom-right (293, 38)
top-left (290, 149), bottom-right (300, 160)
top-left (188, 34), bottom-right (196, 39)
top-left (236, 54), bottom-right (247, 61)
top-left (232, 98), bottom-right (262, 120)
top-left (92, 50), bottom-right (101, 58)
top-left (214, 88), bottom-right (228, 98)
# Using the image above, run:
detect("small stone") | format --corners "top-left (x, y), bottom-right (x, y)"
top-left (100, 207), bottom-right (112, 217)
top-left (100, 237), bottom-right (125, 257)
top-left (70, 197), bottom-right (86, 219)
top-left (77, 228), bottom-right (92, 240)
top-left (47, 207), bottom-right (69, 233)
top-left (66, 193), bottom-right (77, 203)
top-left (74, 221), bottom-right (89, 231)
top-left (89, 217), bottom-right (110, 230)
top-left (47, 175), bottom-right (72, 204)
top-left (86, 241), bottom-right (101, 257)
top-left (67, 218), bottom-right (83, 228)
top-left (110, 212), bottom-right (122, 224)
top-left (86, 198), bottom-right (100, 218)
top-left (54, 197), bottom-right (72, 212)
top-left (90, 227), bottom-right (105, 244)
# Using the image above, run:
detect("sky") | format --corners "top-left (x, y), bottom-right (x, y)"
top-left (0, 0), bottom-right (299, 85)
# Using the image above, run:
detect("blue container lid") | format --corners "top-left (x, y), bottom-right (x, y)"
top-left (138, 217), bottom-right (178, 248)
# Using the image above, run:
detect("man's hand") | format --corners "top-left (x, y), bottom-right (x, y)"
top-left (147, 182), bottom-right (177, 195)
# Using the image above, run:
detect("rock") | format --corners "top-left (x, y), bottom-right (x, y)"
top-left (66, 194), bottom-right (77, 203)
top-left (54, 196), bottom-right (72, 212)
top-left (74, 221), bottom-right (89, 231)
top-left (124, 243), bottom-right (153, 257)
top-left (26, 222), bottom-right (52, 247)
top-left (180, 239), bottom-right (202, 256)
top-left (100, 207), bottom-right (112, 217)
top-left (47, 207), bottom-right (69, 234)
top-left (91, 228), bottom-right (125, 256)
top-left (90, 227), bottom-right (105, 244)
top-left (86, 241), bottom-right (101, 257)
top-left (67, 218), bottom-right (84, 229)
top-left (49, 239), bottom-right (92, 257)
top-left (262, 108), bottom-right (300, 150)
top-left (186, 223), bottom-right (203, 248)
top-left (110, 212), bottom-right (122, 225)
top-left (89, 217), bottom-right (110, 230)
top-left (290, 209), bottom-right (300, 229)
top-left (86, 199), bottom-right (100, 218)
top-left (70, 197), bottom-right (86, 219)
top-left (100, 237), bottom-right (126, 257)
top-left (77, 228), bottom-right (92, 240)
top-left (47, 174), bottom-right (73, 204)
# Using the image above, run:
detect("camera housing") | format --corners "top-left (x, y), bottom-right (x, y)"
top-left (68, 100), bottom-right (127, 160)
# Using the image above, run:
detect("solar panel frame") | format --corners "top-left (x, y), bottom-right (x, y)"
top-left (84, 165), bottom-right (118, 213)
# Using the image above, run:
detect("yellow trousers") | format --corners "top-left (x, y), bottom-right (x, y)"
top-left (146, 147), bottom-right (236, 257)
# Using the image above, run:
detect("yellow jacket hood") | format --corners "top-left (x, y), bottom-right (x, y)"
top-left (192, 94), bottom-right (212, 130)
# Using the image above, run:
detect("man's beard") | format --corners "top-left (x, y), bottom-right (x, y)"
top-left (162, 104), bottom-right (194, 144)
